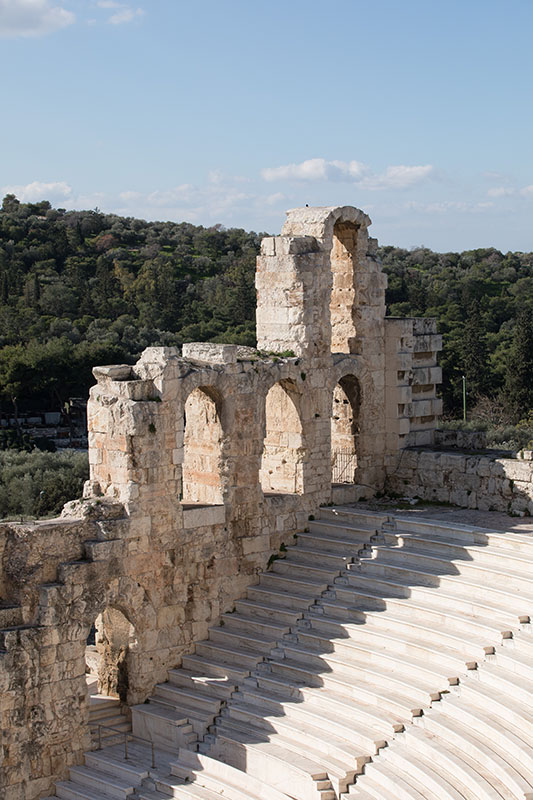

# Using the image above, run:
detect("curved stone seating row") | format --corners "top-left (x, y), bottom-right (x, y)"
top-left (51, 508), bottom-right (533, 800)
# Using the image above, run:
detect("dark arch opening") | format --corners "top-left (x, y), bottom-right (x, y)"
top-left (331, 374), bottom-right (360, 484)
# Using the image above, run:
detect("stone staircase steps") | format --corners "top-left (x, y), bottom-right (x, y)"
top-left (67, 765), bottom-right (137, 798)
top-left (131, 703), bottom-right (196, 750)
top-left (389, 727), bottom-right (518, 800)
top-left (365, 544), bottom-right (533, 593)
top-left (233, 597), bottom-right (302, 625)
top-left (323, 578), bottom-right (527, 629)
top-left (214, 711), bottom-right (356, 796)
top-left (387, 530), bottom-right (533, 571)
top-left (432, 694), bottom-right (533, 776)
top-left (222, 691), bottom-right (386, 759)
top-left (262, 638), bottom-right (455, 696)
top-left (246, 583), bottom-right (316, 611)
top-left (284, 545), bottom-right (355, 569)
top-left (174, 748), bottom-right (292, 800)
top-left (51, 507), bottom-right (533, 800)
top-left (257, 571), bottom-right (331, 596)
top-left (152, 683), bottom-right (222, 714)
top-left (166, 667), bottom-right (236, 700)
top-left (416, 712), bottom-right (533, 797)
top-left (194, 639), bottom-right (267, 667)
top-left (251, 660), bottom-right (438, 710)
top-left (295, 530), bottom-right (375, 555)
top-left (265, 652), bottom-right (425, 722)
top-left (207, 721), bottom-right (336, 800)
top-left (270, 559), bottom-right (343, 583)
top-left (180, 653), bottom-right (249, 683)
top-left (348, 761), bottom-right (430, 800)
top-left (390, 516), bottom-right (533, 553)
top-left (55, 782), bottom-right (115, 800)
top-left (216, 613), bottom-right (291, 641)
top-left (304, 605), bottom-right (510, 653)
top-left (207, 626), bottom-right (278, 655)
top-left (243, 676), bottom-right (409, 731)
top-left (378, 740), bottom-right (484, 800)
top-left (284, 620), bottom-right (478, 676)
top-left (348, 559), bottom-right (533, 614)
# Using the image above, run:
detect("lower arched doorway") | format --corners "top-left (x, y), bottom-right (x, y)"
top-left (331, 374), bottom-right (360, 485)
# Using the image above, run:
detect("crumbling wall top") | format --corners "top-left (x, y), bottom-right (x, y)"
top-left (281, 205), bottom-right (371, 242)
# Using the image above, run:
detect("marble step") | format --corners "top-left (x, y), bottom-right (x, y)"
top-left (385, 530), bottom-right (533, 572)
top-left (208, 721), bottom-right (335, 800)
top-left (218, 612), bottom-right (291, 640)
top-left (166, 667), bottom-right (236, 700)
top-left (339, 566), bottom-right (533, 617)
top-left (415, 711), bottom-right (533, 797)
top-left (180, 653), bottom-right (249, 684)
top-left (365, 545), bottom-right (533, 594)
top-left (194, 640), bottom-right (266, 669)
top-left (296, 530), bottom-right (376, 555)
top-left (233, 597), bottom-right (302, 625)
top-left (325, 577), bottom-right (528, 629)
top-left (247, 675), bottom-right (410, 737)
top-left (246, 583), bottom-right (315, 611)
top-left (224, 691), bottom-right (387, 757)
top-left (284, 544), bottom-right (355, 569)
top-left (174, 748), bottom-right (293, 800)
top-left (67, 765), bottom-right (135, 798)
top-left (208, 626), bottom-right (278, 656)
top-left (303, 606), bottom-right (510, 652)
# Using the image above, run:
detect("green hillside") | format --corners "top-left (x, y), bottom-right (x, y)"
top-left (0, 194), bottom-right (531, 422)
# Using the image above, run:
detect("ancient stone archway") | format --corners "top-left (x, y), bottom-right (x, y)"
top-left (260, 380), bottom-right (304, 495)
top-left (88, 606), bottom-right (136, 702)
top-left (331, 374), bottom-right (360, 485)
top-left (182, 386), bottom-right (224, 505)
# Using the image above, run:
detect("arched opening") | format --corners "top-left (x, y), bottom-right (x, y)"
top-left (85, 607), bottom-right (136, 701)
top-left (182, 386), bottom-right (224, 505)
top-left (85, 606), bottom-right (135, 746)
top-left (260, 380), bottom-right (304, 495)
top-left (331, 374), bottom-right (360, 484)
top-left (330, 219), bottom-right (359, 353)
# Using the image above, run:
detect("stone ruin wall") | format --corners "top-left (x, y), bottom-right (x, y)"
top-left (0, 205), bottom-right (444, 799)
top-left (387, 448), bottom-right (533, 515)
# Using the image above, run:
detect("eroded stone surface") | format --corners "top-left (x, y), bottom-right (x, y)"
top-left (0, 205), bottom-right (445, 799)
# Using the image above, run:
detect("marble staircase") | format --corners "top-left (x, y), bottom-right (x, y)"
top-left (48, 507), bottom-right (533, 800)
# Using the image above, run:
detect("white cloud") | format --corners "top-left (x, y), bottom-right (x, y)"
top-left (118, 190), bottom-right (142, 201)
top-left (520, 185), bottom-right (533, 197)
top-left (406, 200), bottom-right (495, 214)
top-left (363, 164), bottom-right (434, 190)
top-left (261, 158), bottom-right (433, 190)
top-left (95, 1), bottom-right (144, 24)
top-left (109, 6), bottom-right (143, 24)
top-left (2, 180), bottom-right (72, 202)
top-left (0, 0), bottom-right (74, 37)
top-left (262, 158), bottom-right (368, 183)
top-left (488, 187), bottom-right (515, 198)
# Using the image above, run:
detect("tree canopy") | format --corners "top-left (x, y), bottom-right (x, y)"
top-left (0, 197), bottom-right (531, 421)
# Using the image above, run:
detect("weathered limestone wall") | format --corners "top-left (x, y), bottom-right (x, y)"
top-left (384, 317), bottom-right (442, 457)
top-left (387, 448), bottom-right (533, 514)
top-left (0, 205), bottom-right (444, 799)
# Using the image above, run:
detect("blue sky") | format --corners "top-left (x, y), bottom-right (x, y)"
top-left (1, 0), bottom-right (533, 251)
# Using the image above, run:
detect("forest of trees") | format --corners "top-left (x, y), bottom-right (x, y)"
top-left (0, 195), bottom-right (532, 424)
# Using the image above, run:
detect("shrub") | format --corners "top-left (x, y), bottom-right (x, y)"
top-left (0, 449), bottom-right (89, 519)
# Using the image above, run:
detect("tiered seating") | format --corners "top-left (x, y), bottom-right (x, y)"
top-left (51, 508), bottom-right (533, 800)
